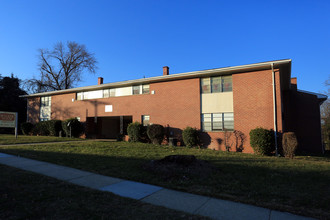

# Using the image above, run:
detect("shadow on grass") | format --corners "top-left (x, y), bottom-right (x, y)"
top-left (0, 148), bottom-right (329, 219)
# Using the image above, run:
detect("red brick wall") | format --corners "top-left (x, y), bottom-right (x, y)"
top-left (198, 69), bottom-right (283, 153)
top-left (50, 78), bottom-right (201, 135)
top-left (228, 69), bottom-right (282, 153)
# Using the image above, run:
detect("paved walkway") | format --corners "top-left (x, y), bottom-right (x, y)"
top-left (0, 152), bottom-right (314, 220)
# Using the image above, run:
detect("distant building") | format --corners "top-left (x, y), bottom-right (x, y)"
top-left (23, 59), bottom-right (327, 153)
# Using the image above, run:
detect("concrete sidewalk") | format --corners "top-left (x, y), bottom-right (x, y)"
top-left (0, 152), bottom-right (314, 220)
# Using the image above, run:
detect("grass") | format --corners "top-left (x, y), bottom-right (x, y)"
top-left (0, 134), bottom-right (83, 145)
top-left (0, 141), bottom-right (329, 219)
top-left (0, 164), bottom-right (207, 220)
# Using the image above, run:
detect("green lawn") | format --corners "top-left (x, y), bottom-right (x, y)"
top-left (0, 134), bottom-right (83, 145)
top-left (0, 141), bottom-right (329, 219)
top-left (0, 165), bottom-right (206, 220)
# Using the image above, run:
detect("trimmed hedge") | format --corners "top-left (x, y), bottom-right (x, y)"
top-left (127, 122), bottom-right (143, 142)
top-left (249, 127), bottom-right (275, 155)
top-left (32, 121), bottom-right (50, 136)
top-left (21, 122), bottom-right (34, 135)
top-left (182, 127), bottom-right (199, 147)
top-left (282, 132), bottom-right (298, 158)
top-left (62, 118), bottom-right (83, 138)
top-left (147, 124), bottom-right (164, 145)
top-left (30, 120), bottom-right (63, 136)
top-left (46, 120), bottom-right (63, 136)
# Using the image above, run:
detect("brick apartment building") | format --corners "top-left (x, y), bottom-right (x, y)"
top-left (23, 59), bottom-right (327, 153)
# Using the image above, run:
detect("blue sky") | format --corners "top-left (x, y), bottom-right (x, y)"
top-left (0, 0), bottom-right (329, 94)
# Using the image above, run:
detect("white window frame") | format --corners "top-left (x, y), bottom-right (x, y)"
top-left (201, 112), bottom-right (234, 131)
top-left (40, 96), bottom-right (51, 121)
top-left (142, 115), bottom-right (150, 126)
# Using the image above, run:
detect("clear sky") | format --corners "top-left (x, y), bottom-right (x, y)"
top-left (0, 0), bottom-right (329, 94)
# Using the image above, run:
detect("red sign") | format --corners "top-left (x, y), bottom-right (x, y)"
top-left (0, 111), bottom-right (17, 128)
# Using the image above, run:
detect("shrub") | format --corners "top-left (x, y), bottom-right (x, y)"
top-left (140, 125), bottom-right (150, 143)
top-left (32, 121), bottom-right (50, 136)
top-left (282, 132), bottom-right (298, 159)
top-left (182, 127), bottom-right (199, 147)
top-left (249, 127), bottom-right (275, 155)
top-left (21, 122), bottom-right (34, 135)
top-left (147, 124), bottom-right (164, 145)
top-left (62, 118), bottom-right (83, 138)
top-left (46, 120), bottom-right (63, 136)
top-left (127, 122), bottom-right (142, 142)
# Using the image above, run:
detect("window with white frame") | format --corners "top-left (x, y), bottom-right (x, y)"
top-left (133, 85), bottom-right (140, 95)
top-left (110, 89), bottom-right (116, 97)
top-left (142, 84), bottom-right (150, 94)
top-left (201, 113), bottom-right (234, 131)
top-left (41, 96), bottom-right (51, 107)
top-left (103, 89), bottom-right (110, 98)
top-left (77, 84), bottom-right (150, 100)
top-left (142, 115), bottom-right (150, 126)
top-left (77, 92), bottom-right (83, 100)
top-left (83, 90), bottom-right (103, 99)
top-left (40, 96), bottom-right (51, 121)
top-left (201, 75), bottom-right (232, 93)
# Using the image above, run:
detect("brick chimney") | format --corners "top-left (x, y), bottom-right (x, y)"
top-left (291, 77), bottom-right (297, 90)
top-left (98, 77), bottom-right (103, 85)
top-left (163, 66), bottom-right (169, 76)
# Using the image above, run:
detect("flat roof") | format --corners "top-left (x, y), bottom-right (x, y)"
top-left (22, 59), bottom-right (292, 98)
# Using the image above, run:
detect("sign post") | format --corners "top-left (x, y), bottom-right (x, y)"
top-left (0, 111), bottom-right (18, 139)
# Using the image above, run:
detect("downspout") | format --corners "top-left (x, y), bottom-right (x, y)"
top-left (271, 63), bottom-right (279, 156)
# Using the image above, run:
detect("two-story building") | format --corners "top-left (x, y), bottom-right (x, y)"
top-left (23, 59), bottom-right (327, 153)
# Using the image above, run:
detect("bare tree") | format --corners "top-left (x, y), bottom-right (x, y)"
top-left (27, 41), bottom-right (97, 93)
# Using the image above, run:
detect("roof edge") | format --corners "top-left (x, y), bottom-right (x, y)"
top-left (21, 59), bottom-right (292, 98)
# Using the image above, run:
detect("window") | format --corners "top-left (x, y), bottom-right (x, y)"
top-left (142, 85), bottom-right (150, 94)
top-left (222, 76), bottom-right (232, 92)
top-left (201, 75), bottom-right (232, 93)
top-left (223, 112), bottom-right (234, 130)
top-left (201, 78), bottom-right (211, 93)
top-left (212, 113), bottom-right (222, 130)
top-left (40, 96), bottom-right (51, 121)
top-left (41, 96), bottom-right (51, 107)
top-left (133, 85), bottom-right (140, 95)
top-left (211, 77), bottom-right (221, 93)
top-left (110, 89), bottom-right (116, 97)
top-left (77, 92), bottom-right (83, 100)
top-left (142, 115), bottom-right (150, 126)
top-left (201, 113), bottom-right (234, 131)
top-left (201, 114), bottom-right (212, 131)
top-left (83, 90), bottom-right (103, 100)
top-left (103, 89), bottom-right (110, 98)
